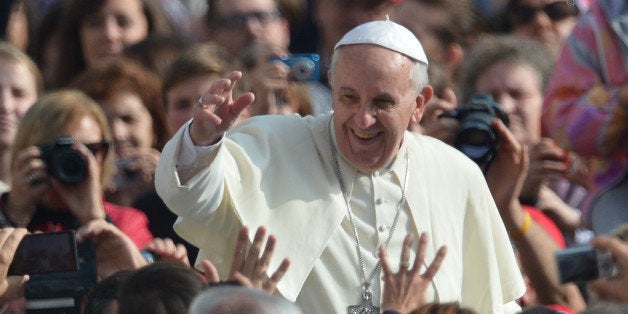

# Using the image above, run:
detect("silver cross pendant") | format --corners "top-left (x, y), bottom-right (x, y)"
top-left (347, 291), bottom-right (379, 314)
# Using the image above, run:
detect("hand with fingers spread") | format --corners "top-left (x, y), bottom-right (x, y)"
top-left (205, 225), bottom-right (290, 294)
top-left (192, 71), bottom-right (255, 146)
top-left (143, 238), bottom-right (189, 267)
top-left (0, 228), bottom-right (30, 307)
top-left (380, 233), bottom-right (447, 313)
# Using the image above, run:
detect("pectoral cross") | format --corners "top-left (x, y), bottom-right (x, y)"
top-left (347, 291), bottom-right (379, 314)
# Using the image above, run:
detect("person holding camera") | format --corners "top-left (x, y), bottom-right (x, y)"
top-left (0, 90), bottom-right (153, 248)
top-left (454, 34), bottom-right (589, 312)
top-left (239, 43), bottom-right (315, 117)
top-left (156, 20), bottom-right (525, 313)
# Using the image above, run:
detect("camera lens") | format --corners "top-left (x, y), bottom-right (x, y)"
top-left (455, 111), bottom-right (497, 164)
top-left (458, 132), bottom-right (492, 161)
top-left (290, 59), bottom-right (315, 81)
top-left (50, 149), bottom-right (88, 184)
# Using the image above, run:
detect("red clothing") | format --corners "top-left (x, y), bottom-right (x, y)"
top-left (103, 201), bottom-right (153, 248)
top-left (524, 205), bottom-right (566, 249)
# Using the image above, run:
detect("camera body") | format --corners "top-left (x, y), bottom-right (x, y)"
top-left (272, 53), bottom-right (320, 81)
top-left (556, 246), bottom-right (620, 283)
top-left (440, 93), bottom-right (509, 164)
top-left (24, 237), bottom-right (97, 314)
top-left (39, 136), bottom-right (88, 184)
top-left (9, 231), bottom-right (79, 276)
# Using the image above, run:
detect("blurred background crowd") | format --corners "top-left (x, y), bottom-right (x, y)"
top-left (0, 0), bottom-right (627, 313)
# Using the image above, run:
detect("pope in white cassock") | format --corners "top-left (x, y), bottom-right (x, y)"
top-left (155, 20), bottom-right (525, 313)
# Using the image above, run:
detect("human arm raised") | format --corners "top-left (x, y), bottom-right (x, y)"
top-left (486, 119), bottom-right (585, 311)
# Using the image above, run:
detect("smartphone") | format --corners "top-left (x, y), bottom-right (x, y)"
top-left (556, 245), bottom-right (619, 283)
top-left (8, 230), bottom-right (79, 276)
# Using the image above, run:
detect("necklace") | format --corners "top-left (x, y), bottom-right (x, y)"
top-left (328, 117), bottom-right (410, 314)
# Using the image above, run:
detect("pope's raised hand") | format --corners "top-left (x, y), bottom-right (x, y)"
top-left (191, 71), bottom-right (255, 146)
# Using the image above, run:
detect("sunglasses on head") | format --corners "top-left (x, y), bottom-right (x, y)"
top-left (510, 1), bottom-right (579, 25)
top-left (84, 141), bottom-right (110, 156)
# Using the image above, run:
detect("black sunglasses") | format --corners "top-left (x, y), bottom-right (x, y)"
top-left (84, 141), bottom-right (111, 156)
top-left (510, 1), bottom-right (579, 25)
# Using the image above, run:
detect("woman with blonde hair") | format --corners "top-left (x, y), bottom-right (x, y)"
top-left (0, 89), bottom-right (153, 249)
top-left (0, 41), bottom-right (43, 193)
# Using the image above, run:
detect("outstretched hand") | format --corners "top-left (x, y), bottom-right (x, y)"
top-left (191, 71), bottom-right (255, 146)
top-left (201, 226), bottom-right (290, 294)
top-left (76, 219), bottom-right (147, 280)
top-left (380, 233), bottom-right (447, 313)
top-left (143, 238), bottom-right (189, 267)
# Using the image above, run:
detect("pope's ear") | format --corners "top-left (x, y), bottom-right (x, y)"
top-left (411, 85), bottom-right (433, 125)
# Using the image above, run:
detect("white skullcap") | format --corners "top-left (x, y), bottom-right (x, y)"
top-left (334, 19), bottom-right (428, 65)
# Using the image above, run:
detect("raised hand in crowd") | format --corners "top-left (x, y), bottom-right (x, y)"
top-left (485, 119), bottom-right (586, 311)
top-left (485, 118), bottom-right (528, 213)
top-left (201, 225), bottom-right (290, 294)
top-left (193, 71), bottom-right (255, 146)
top-left (519, 138), bottom-right (588, 204)
top-left (588, 236), bottom-right (628, 303)
top-left (413, 87), bottom-right (458, 144)
top-left (76, 219), bottom-right (148, 280)
top-left (0, 228), bottom-right (29, 308)
top-left (380, 233), bottom-right (447, 313)
top-left (111, 146), bottom-right (161, 201)
top-left (143, 237), bottom-right (189, 266)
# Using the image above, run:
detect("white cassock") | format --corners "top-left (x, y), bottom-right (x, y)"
top-left (155, 113), bottom-right (525, 314)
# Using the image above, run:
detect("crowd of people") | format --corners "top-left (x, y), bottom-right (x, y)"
top-left (0, 0), bottom-right (627, 313)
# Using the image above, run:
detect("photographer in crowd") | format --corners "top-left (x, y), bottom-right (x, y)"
top-left (0, 90), bottom-right (153, 249)
top-left (448, 34), bottom-right (588, 312)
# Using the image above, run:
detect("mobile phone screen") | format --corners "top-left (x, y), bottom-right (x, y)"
top-left (8, 230), bottom-right (79, 276)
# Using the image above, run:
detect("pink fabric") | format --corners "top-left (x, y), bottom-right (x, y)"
top-left (542, 0), bottom-right (627, 208)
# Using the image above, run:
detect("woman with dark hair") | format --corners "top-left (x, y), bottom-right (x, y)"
top-left (46, 0), bottom-right (174, 89)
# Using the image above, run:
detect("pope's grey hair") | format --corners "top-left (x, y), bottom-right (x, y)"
top-left (188, 286), bottom-right (303, 314)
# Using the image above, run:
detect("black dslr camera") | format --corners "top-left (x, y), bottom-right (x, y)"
top-left (440, 94), bottom-right (509, 164)
top-left (39, 136), bottom-right (88, 184)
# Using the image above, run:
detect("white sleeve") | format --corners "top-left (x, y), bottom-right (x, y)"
top-left (175, 120), bottom-right (224, 184)
top-left (155, 119), bottom-right (225, 218)
top-left (503, 300), bottom-right (522, 314)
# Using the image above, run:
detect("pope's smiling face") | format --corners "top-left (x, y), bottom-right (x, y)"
top-left (330, 44), bottom-right (430, 172)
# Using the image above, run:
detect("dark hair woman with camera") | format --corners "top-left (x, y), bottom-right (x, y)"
top-left (0, 89), bottom-right (153, 249)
